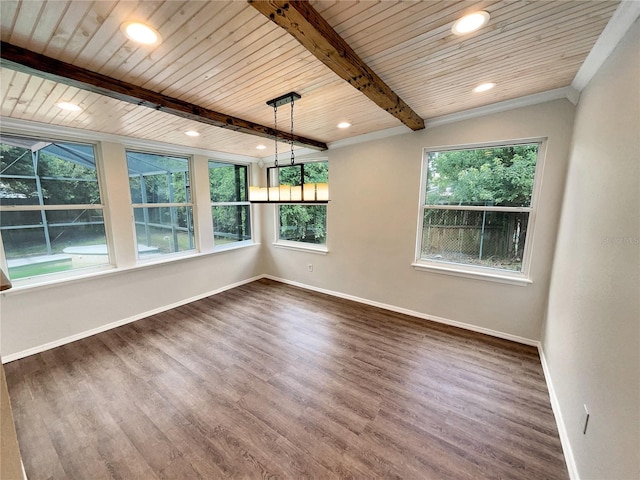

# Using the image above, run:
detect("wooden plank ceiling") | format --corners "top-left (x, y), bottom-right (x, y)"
top-left (0, 0), bottom-right (620, 158)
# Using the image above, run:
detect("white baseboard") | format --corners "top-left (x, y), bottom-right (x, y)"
top-left (1, 275), bottom-right (264, 364)
top-left (538, 345), bottom-right (579, 480)
top-left (263, 275), bottom-right (538, 346)
top-left (2, 273), bottom-right (538, 363)
top-left (3, 272), bottom-right (574, 478)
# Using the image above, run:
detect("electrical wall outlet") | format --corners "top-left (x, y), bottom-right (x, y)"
top-left (581, 404), bottom-right (590, 434)
top-left (307, 263), bottom-right (313, 272)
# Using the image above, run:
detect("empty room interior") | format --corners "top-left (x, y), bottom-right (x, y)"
top-left (0, 1), bottom-right (638, 479)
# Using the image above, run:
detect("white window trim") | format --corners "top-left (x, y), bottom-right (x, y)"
top-left (0, 120), bottom-right (261, 289)
top-left (126, 149), bottom-right (197, 260)
top-left (0, 135), bottom-right (114, 283)
top-left (414, 138), bottom-right (547, 284)
top-left (208, 160), bottom-right (254, 250)
top-left (3, 242), bottom-right (260, 293)
top-left (411, 262), bottom-right (532, 286)
top-left (211, 199), bottom-right (253, 250)
top-left (271, 159), bottom-right (329, 250)
top-left (273, 208), bottom-right (329, 252)
top-left (272, 239), bottom-right (329, 254)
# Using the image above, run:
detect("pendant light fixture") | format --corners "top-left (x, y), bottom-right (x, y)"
top-left (249, 92), bottom-right (329, 204)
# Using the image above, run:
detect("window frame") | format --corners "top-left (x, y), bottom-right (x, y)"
top-left (0, 134), bottom-right (113, 285)
top-left (208, 160), bottom-right (253, 250)
top-left (414, 138), bottom-right (547, 285)
top-left (270, 159), bottom-right (329, 253)
top-left (126, 148), bottom-right (197, 261)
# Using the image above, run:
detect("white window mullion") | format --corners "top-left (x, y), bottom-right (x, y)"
top-left (0, 204), bottom-right (105, 212)
top-left (424, 205), bottom-right (533, 213)
top-left (98, 141), bottom-right (137, 268)
top-left (192, 154), bottom-right (214, 252)
top-left (131, 202), bottom-right (194, 209)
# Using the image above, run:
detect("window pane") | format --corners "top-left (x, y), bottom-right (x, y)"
top-left (279, 205), bottom-right (327, 244)
top-left (1, 137), bottom-right (99, 206)
top-left (0, 178), bottom-right (39, 204)
top-left (1, 209), bottom-right (109, 280)
top-left (275, 162), bottom-right (329, 186)
top-left (277, 164), bottom-right (302, 186)
top-left (426, 144), bottom-right (538, 207)
top-left (212, 205), bottom-right (251, 245)
top-left (209, 162), bottom-right (247, 202)
top-left (0, 138), bottom-right (36, 175)
top-left (0, 209), bottom-right (43, 227)
top-left (127, 152), bottom-right (190, 204)
top-left (47, 208), bottom-right (104, 225)
top-left (421, 209), bottom-right (529, 271)
top-left (303, 162), bottom-right (329, 183)
top-left (275, 162), bottom-right (329, 245)
top-left (40, 178), bottom-right (100, 205)
top-left (0, 136), bottom-right (106, 281)
top-left (133, 206), bottom-right (194, 256)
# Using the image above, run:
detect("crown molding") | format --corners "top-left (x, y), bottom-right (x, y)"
top-left (572, 1), bottom-right (640, 91)
top-left (0, 117), bottom-right (260, 163)
top-left (426, 87), bottom-right (578, 129)
top-left (327, 125), bottom-right (412, 150)
top-left (327, 87), bottom-right (577, 151)
top-left (257, 147), bottom-right (320, 163)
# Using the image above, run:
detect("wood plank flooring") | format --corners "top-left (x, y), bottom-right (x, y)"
top-left (4, 279), bottom-right (569, 479)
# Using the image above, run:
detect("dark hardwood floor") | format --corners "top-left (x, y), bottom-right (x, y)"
top-left (5, 278), bottom-right (568, 479)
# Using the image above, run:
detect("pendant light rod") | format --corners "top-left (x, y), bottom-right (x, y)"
top-left (249, 91), bottom-right (329, 204)
top-left (266, 92), bottom-right (301, 108)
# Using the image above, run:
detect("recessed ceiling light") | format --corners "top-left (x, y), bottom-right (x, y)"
top-left (473, 82), bottom-right (496, 93)
top-left (121, 22), bottom-right (161, 45)
top-left (452, 11), bottom-right (490, 35)
top-left (256, 145), bottom-right (267, 150)
top-left (184, 130), bottom-right (200, 137)
top-left (56, 102), bottom-right (81, 112)
top-left (337, 122), bottom-right (351, 129)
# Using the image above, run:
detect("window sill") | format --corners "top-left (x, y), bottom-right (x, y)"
top-left (2, 242), bottom-right (259, 295)
top-left (412, 262), bottom-right (532, 286)
top-left (213, 240), bottom-right (254, 252)
top-left (273, 241), bottom-right (328, 255)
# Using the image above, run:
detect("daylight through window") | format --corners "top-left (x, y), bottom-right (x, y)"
top-left (417, 142), bottom-right (541, 275)
top-left (273, 161), bottom-right (328, 246)
top-left (0, 135), bottom-right (109, 281)
top-left (127, 151), bottom-right (194, 259)
top-left (209, 161), bottom-right (251, 247)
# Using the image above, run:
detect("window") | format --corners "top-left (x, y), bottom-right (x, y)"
top-left (273, 161), bottom-right (328, 247)
top-left (127, 151), bottom-right (194, 258)
top-left (416, 141), bottom-right (541, 279)
top-left (0, 134), bottom-right (109, 281)
top-left (208, 161), bottom-right (251, 247)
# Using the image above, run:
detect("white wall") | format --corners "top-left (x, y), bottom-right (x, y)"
top-left (0, 97), bottom-right (575, 359)
top-left (262, 99), bottom-right (575, 342)
top-left (0, 248), bottom-right (262, 357)
top-left (0, 139), bottom-right (265, 359)
top-left (542, 20), bottom-right (640, 480)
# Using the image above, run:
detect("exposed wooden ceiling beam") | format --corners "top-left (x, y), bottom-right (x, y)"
top-left (0, 41), bottom-right (328, 151)
top-left (248, 0), bottom-right (425, 131)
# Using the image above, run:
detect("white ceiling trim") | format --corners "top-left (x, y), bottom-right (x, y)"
top-left (327, 87), bottom-right (577, 151)
top-left (327, 125), bottom-right (412, 150)
top-left (425, 87), bottom-right (578, 129)
top-left (0, 117), bottom-right (259, 163)
top-left (572, 0), bottom-right (640, 91)
top-left (257, 147), bottom-right (321, 163)
top-left (1, 85), bottom-right (580, 158)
